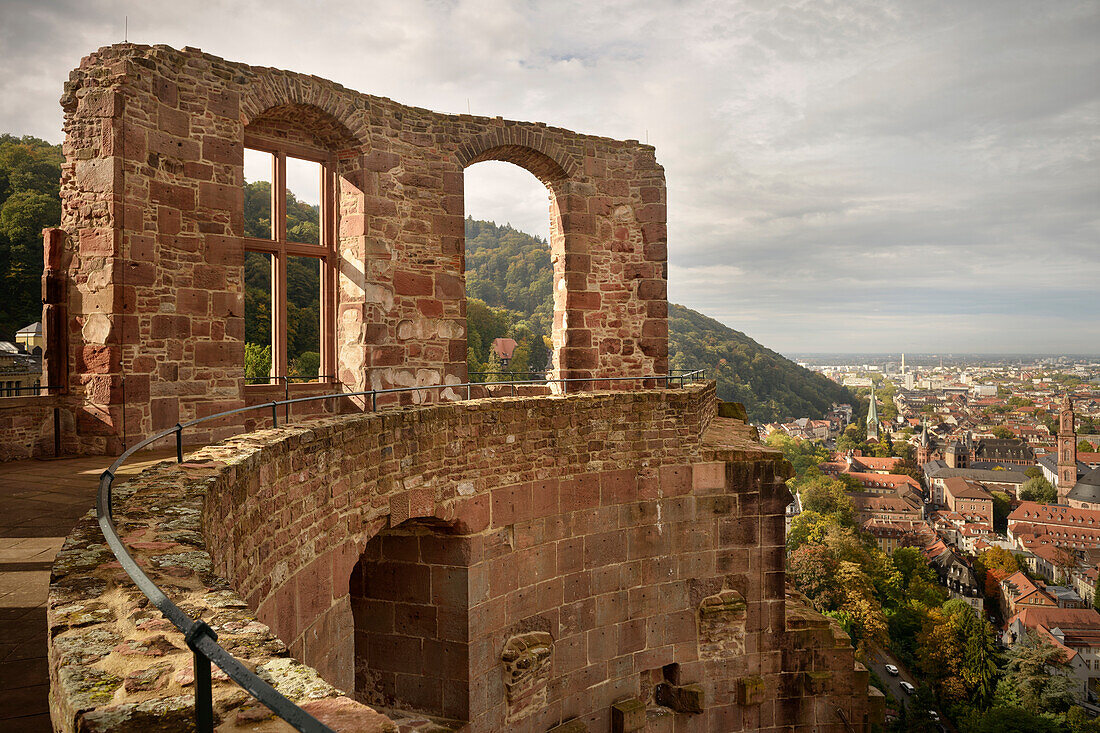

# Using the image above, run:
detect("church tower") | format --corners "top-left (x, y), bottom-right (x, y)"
top-left (917, 422), bottom-right (930, 465)
top-left (866, 386), bottom-right (880, 442)
top-left (1058, 394), bottom-right (1078, 503)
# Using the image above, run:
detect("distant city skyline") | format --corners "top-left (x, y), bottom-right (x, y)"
top-left (1, 0), bottom-right (1096, 353)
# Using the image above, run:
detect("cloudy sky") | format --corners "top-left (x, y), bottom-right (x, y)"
top-left (2, 0), bottom-right (1096, 355)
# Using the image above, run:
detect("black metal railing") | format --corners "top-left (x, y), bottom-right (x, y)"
top-left (96, 370), bottom-right (705, 732)
top-left (467, 370), bottom-right (550, 382)
top-left (0, 383), bottom-right (55, 397)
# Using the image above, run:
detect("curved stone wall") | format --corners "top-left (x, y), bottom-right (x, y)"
top-left (49, 386), bottom-right (878, 732)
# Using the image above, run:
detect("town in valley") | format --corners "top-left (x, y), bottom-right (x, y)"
top-left (764, 353), bottom-right (1100, 729)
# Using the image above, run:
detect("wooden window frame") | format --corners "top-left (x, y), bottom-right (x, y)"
top-left (243, 133), bottom-right (337, 384)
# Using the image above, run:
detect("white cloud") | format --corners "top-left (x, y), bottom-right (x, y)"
top-left (0, 0), bottom-right (1096, 353)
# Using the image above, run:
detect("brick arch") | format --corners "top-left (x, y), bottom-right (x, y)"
top-left (243, 101), bottom-right (367, 188)
top-left (240, 77), bottom-right (370, 191)
top-left (455, 130), bottom-right (578, 185)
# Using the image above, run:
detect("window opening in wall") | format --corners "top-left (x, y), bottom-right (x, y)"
top-left (243, 141), bottom-right (335, 385)
top-left (463, 162), bottom-right (553, 384)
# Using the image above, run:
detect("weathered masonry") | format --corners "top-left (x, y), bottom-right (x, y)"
top-left (1, 42), bottom-right (668, 459)
top-left (49, 386), bottom-right (882, 731)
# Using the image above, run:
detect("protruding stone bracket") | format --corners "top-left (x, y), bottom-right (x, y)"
top-left (654, 682), bottom-right (704, 714)
top-left (610, 698), bottom-right (646, 733)
top-left (738, 676), bottom-right (766, 707)
top-left (699, 589), bottom-right (746, 619)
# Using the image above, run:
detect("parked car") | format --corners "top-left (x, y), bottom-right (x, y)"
top-left (885, 664), bottom-right (899, 676)
top-left (900, 681), bottom-right (915, 695)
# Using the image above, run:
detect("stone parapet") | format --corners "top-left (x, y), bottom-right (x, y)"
top-left (48, 384), bottom-right (877, 731)
top-left (0, 395), bottom-right (74, 461)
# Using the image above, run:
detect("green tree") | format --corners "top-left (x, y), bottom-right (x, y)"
top-left (786, 509), bottom-right (825, 552)
top-left (958, 706), bottom-right (1064, 733)
top-left (892, 546), bottom-right (937, 590)
top-left (244, 343), bottom-right (272, 382)
top-left (991, 491), bottom-right (1011, 533)
top-left (765, 432), bottom-right (829, 479)
top-left (0, 135), bottom-right (63, 340)
top-left (795, 473), bottom-right (854, 520)
top-left (991, 426), bottom-right (1015, 440)
top-left (1019, 476), bottom-right (1057, 504)
top-left (289, 351), bottom-right (320, 379)
top-left (1078, 440), bottom-right (1095, 453)
top-left (485, 349), bottom-right (507, 382)
top-left (1000, 631), bottom-right (1077, 715)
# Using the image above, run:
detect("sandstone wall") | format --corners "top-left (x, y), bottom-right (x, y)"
top-left (52, 43), bottom-right (668, 456)
top-left (0, 395), bottom-right (73, 461)
top-left (48, 386), bottom-right (877, 732)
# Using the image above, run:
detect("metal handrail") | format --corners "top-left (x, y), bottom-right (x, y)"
top-left (95, 369), bottom-right (705, 731)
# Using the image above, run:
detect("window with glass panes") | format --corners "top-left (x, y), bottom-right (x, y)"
top-left (242, 136), bottom-right (336, 384)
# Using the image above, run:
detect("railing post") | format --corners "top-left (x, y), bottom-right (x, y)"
top-left (100, 469), bottom-right (115, 516)
top-left (53, 406), bottom-right (61, 458)
top-left (271, 402), bottom-right (278, 428)
top-left (185, 621), bottom-right (218, 733)
top-left (175, 423), bottom-right (184, 464)
top-left (371, 391), bottom-right (377, 412)
top-left (283, 376), bottom-right (289, 423)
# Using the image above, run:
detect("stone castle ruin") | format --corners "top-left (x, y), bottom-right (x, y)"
top-left (35, 44), bottom-right (882, 731)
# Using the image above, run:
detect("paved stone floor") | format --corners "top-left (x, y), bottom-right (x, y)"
top-left (0, 450), bottom-right (175, 731)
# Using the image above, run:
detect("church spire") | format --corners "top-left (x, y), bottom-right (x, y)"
top-left (866, 386), bottom-right (880, 442)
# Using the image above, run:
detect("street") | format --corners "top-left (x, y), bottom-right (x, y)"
top-left (865, 646), bottom-right (953, 732)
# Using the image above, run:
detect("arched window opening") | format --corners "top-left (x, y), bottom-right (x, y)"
top-left (462, 161), bottom-right (553, 384)
top-left (243, 133), bottom-right (336, 386)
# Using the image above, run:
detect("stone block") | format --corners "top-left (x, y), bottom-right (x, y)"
top-left (393, 270), bottom-right (433, 296)
top-left (692, 462), bottom-right (725, 491)
top-left (610, 698), bottom-right (646, 733)
top-left (738, 676), bottom-right (766, 706)
top-left (654, 682), bottom-right (704, 714)
top-left (717, 401), bottom-right (749, 422)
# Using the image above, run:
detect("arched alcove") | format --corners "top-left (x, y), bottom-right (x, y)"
top-left (350, 519), bottom-right (473, 722)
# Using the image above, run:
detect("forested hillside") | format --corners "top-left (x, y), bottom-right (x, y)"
top-left (463, 219), bottom-right (551, 377)
top-left (462, 216), bottom-right (855, 422)
top-left (667, 303), bottom-right (855, 422)
top-left (0, 135), bottom-right (62, 341)
top-left (243, 181), bottom-right (321, 379)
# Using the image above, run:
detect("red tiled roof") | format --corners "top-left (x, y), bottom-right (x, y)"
top-left (846, 472), bottom-right (920, 490)
top-left (490, 337), bottom-right (517, 359)
top-left (943, 476), bottom-right (993, 501)
top-left (1009, 502), bottom-right (1100, 528)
